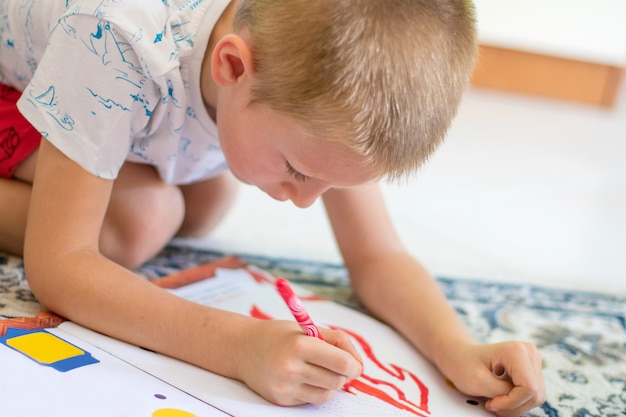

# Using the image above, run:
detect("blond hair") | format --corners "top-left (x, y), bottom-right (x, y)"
top-left (234, 0), bottom-right (477, 180)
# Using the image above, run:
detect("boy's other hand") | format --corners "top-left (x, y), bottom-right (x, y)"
top-left (438, 341), bottom-right (546, 417)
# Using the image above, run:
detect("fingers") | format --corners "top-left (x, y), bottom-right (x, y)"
top-left (248, 323), bottom-right (362, 406)
top-left (272, 381), bottom-right (342, 406)
top-left (264, 364), bottom-right (350, 406)
top-left (300, 329), bottom-right (362, 390)
top-left (486, 386), bottom-right (545, 417)
top-left (290, 363), bottom-right (352, 404)
top-left (484, 343), bottom-right (546, 417)
top-left (444, 341), bottom-right (545, 416)
top-left (318, 327), bottom-right (363, 377)
top-left (266, 346), bottom-right (360, 405)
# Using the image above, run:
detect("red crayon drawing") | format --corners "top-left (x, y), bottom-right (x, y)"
top-left (153, 256), bottom-right (247, 289)
top-left (334, 325), bottom-right (430, 416)
top-left (250, 305), bottom-right (430, 416)
top-left (250, 305), bottom-right (273, 321)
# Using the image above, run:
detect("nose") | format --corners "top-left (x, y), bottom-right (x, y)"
top-left (279, 181), bottom-right (331, 208)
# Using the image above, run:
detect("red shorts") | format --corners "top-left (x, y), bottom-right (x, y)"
top-left (0, 84), bottom-right (42, 178)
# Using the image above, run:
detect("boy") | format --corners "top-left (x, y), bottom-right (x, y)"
top-left (0, 0), bottom-right (545, 415)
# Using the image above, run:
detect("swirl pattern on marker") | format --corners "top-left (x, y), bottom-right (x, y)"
top-left (287, 290), bottom-right (321, 337)
top-left (276, 278), bottom-right (323, 339)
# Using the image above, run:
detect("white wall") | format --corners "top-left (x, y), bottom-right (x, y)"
top-left (473, 0), bottom-right (626, 66)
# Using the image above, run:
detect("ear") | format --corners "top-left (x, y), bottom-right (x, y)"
top-left (211, 34), bottom-right (253, 87)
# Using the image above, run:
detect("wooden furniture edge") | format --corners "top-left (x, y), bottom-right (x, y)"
top-left (471, 45), bottom-right (624, 107)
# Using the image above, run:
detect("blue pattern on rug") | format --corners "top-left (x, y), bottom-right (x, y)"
top-left (1, 245), bottom-right (625, 417)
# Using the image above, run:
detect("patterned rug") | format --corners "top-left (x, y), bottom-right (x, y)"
top-left (1, 245), bottom-right (625, 417)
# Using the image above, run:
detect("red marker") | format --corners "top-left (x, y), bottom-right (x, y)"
top-left (276, 278), bottom-right (324, 340)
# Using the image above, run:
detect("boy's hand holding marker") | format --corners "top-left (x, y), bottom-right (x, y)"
top-left (237, 278), bottom-right (362, 406)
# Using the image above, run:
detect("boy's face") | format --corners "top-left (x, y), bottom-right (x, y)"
top-left (216, 103), bottom-right (377, 208)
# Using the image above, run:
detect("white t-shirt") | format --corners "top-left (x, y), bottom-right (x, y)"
top-left (0, 0), bottom-right (231, 184)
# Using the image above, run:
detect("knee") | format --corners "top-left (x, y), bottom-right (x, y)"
top-left (101, 184), bottom-right (185, 269)
top-left (177, 172), bottom-right (239, 238)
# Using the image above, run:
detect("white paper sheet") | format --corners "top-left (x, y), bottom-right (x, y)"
top-left (0, 325), bottom-right (228, 417)
top-left (58, 266), bottom-right (491, 417)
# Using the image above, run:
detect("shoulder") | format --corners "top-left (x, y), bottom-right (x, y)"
top-left (69, 0), bottom-right (171, 19)
top-left (55, 1), bottom-right (196, 77)
top-left (64, 0), bottom-right (172, 34)
top-left (69, 0), bottom-right (219, 29)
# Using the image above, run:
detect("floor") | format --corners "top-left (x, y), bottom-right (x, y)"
top-left (180, 80), bottom-right (626, 296)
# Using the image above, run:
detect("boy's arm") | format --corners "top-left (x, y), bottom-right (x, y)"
top-left (322, 184), bottom-right (473, 362)
top-left (24, 141), bottom-right (255, 375)
top-left (322, 184), bottom-right (545, 417)
top-left (24, 140), bottom-right (361, 405)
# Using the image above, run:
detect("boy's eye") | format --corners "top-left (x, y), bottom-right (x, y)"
top-left (284, 161), bottom-right (309, 183)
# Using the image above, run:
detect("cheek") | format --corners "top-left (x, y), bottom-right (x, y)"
top-left (219, 135), bottom-right (273, 185)
top-left (216, 113), bottom-right (285, 184)
top-left (217, 115), bottom-right (249, 174)
top-left (217, 124), bottom-right (247, 181)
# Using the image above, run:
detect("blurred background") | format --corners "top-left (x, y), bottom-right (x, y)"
top-left (181, 0), bottom-right (626, 295)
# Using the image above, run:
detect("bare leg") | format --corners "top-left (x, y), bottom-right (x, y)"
top-left (0, 178), bottom-right (31, 254)
top-left (100, 163), bottom-right (186, 268)
top-left (0, 153), bottom-right (185, 268)
top-left (177, 171), bottom-right (239, 237)
top-left (0, 150), bottom-right (39, 255)
top-left (1, 150), bottom-right (237, 267)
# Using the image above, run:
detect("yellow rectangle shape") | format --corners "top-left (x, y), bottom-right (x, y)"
top-left (7, 332), bottom-right (85, 364)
